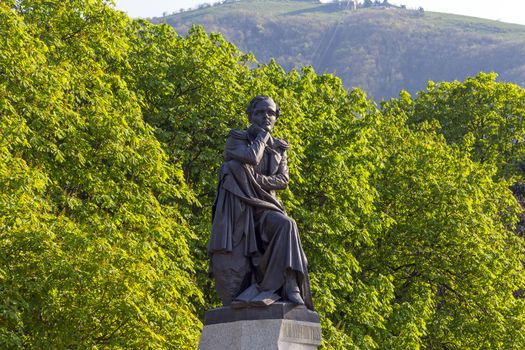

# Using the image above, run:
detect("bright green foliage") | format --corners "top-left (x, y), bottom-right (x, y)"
top-left (1, 1), bottom-right (525, 349)
top-left (126, 23), bottom-right (254, 201)
top-left (400, 73), bottom-right (525, 180)
top-left (367, 106), bottom-right (525, 349)
top-left (392, 72), bottom-right (525, 256)
top-left (1, 1), bottom-right (201, 348)
top-left (385, 84), bottom-right (525, 347)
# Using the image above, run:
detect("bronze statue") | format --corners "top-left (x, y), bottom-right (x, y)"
top-left (208, 96), bottom-right (313, 310)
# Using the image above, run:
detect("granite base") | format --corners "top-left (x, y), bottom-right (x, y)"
top-left (198, 303), bottom-right (322, 350)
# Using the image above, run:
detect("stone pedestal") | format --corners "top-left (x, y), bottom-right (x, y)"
top-left (198, 302), bottom-right (322, 350)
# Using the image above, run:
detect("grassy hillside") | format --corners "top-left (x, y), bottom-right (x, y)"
top-left (153, 0), bottom-right (525, 100)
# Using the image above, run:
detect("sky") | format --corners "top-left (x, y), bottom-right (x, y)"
top-left (114, 0), bottom-right (525, 26)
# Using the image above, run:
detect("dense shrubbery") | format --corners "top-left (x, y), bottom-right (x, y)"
top-left (1, 1), bottom-right (525, 349)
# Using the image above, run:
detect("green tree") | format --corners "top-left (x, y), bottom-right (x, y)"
top-left (371, 101), bottom-right (525, 349)
top-left (1, 1), bottom-right (202, 348)
top-left (395, 72), bottom-right (525, 245)
top-left (401, 73), bottom-right (525, 181)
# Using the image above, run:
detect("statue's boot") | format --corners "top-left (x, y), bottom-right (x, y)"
top-left (284, 270), bottom-right (304, 305)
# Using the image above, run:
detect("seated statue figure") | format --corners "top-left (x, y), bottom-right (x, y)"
top-left (208, 96), bottom-right (313, 310)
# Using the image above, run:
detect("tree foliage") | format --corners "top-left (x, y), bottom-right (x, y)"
top-left (398, 73), bottom-right (525, 181)
top-left (1, 1), bottom-right (201, 348)
top-left (1, 1), bottom-right (525, 349)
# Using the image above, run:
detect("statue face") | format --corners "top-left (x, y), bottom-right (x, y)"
top-left (250, 99), bottom-right (277, 132)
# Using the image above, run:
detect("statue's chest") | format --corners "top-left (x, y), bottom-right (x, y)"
top-left (252, 146), bottom-right (281, 176)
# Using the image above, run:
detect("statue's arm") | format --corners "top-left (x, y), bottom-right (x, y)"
top-left (254, 151), bottom-right (289, 190)
top-left (224, 130), bottom-right (269, 165)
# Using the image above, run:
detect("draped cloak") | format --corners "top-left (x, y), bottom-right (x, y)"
top-left (209, 127), bottom-right (313, 310)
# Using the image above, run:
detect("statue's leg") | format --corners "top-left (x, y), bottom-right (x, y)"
top-left (211, 239), bottom-right (251, 306)
top-left (256, 211), bottom-right (312, 307)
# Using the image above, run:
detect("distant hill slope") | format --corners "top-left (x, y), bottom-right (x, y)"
top-left (152, 0), bottom-right (525, 100)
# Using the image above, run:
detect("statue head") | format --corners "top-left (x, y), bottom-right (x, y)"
top-left (246, 96), bottom-right (280, 132)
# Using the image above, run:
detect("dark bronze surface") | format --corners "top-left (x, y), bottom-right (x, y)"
top-left (204, 302), bottom-right (320, 325)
